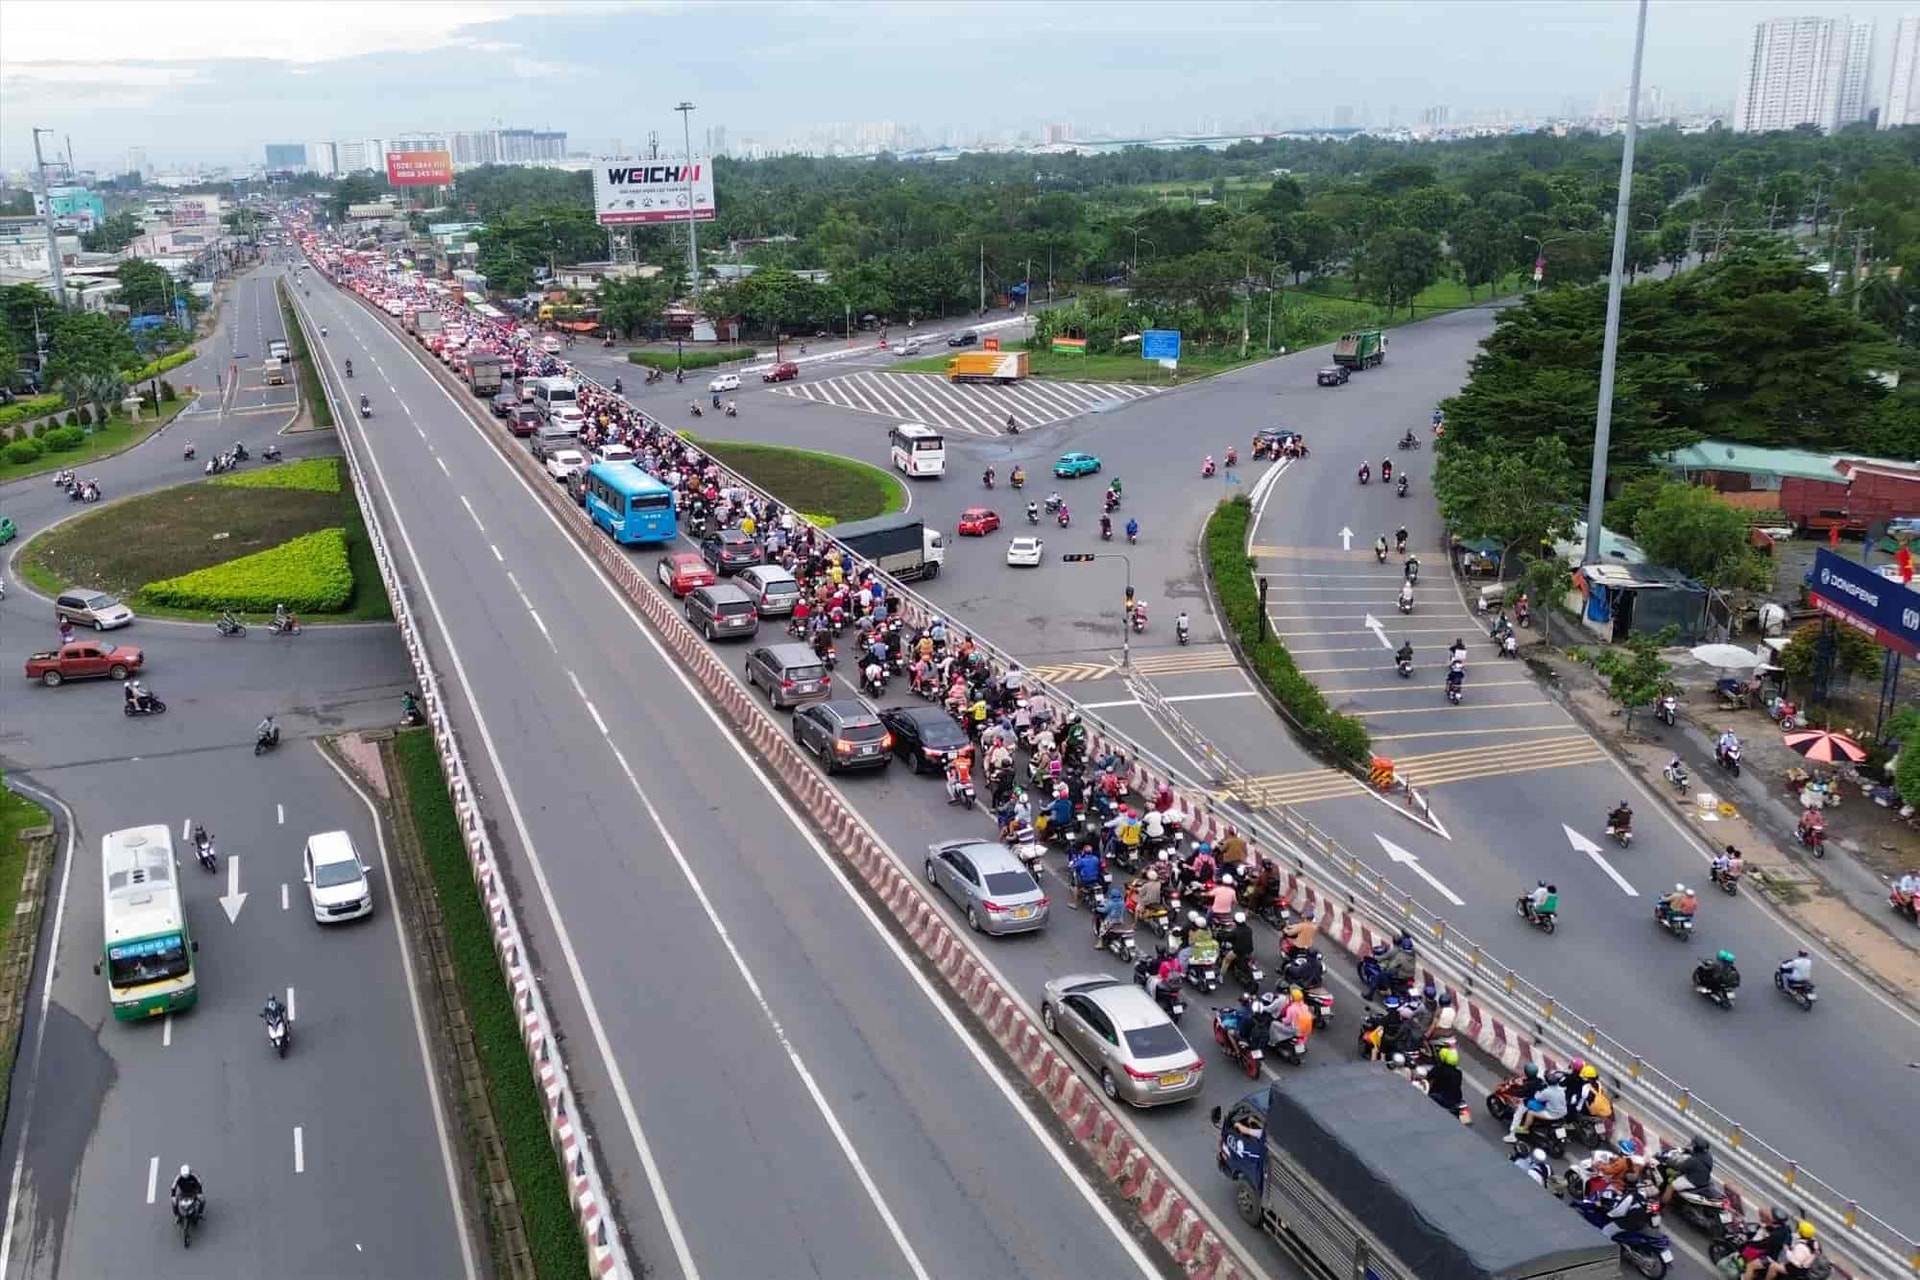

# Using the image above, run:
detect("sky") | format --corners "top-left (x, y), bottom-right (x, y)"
top-left (0, 0), bottom-right (1910, 173)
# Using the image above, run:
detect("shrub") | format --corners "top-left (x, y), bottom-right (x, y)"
top-left (1205, 495), bottom-right (1372, 765)
top-left (143, 528), bottom-right (354, 613)
top-left (31, 423), bottom-right (46, 438)
top-left (4, 439), bottom-right (44, 465)
top-left (159, 379), bottom-right (177, 402)
top-left (627, 347), bottom-right (757, 372)
top-left (75, 405), bottom-right (93, 427)
top-left (0, 393), bottom-right (63, 429)
top-left (212, 457), bottom-right (342, 494)
top-left (126, 348), bottom-right (197, 382)
top-left (62, 412), bottom-right (78, 428)
top-left (40, 426), bottom-right (85, 452)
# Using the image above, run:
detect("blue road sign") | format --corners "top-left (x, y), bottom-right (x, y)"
top-left (1141, 329), bottom-right (1181, 362)
top-left (1808, 547), bottom-right (1920, 657)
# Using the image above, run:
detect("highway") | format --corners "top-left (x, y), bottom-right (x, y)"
top-left (0, 269), bottom-right (466, 1279)
top-left (600, 302), bottom-right (1918, 1246)
top-left (298, 272), bottom-right (1168, 1280)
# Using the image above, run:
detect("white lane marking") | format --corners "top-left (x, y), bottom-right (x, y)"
top-left (162, 1015), bottom-right (172, 1048)
top-left (1079, 690), bottom-right (1259, 710)
top-left (1374, 834), bottom-right (1466, 906)
top-left (314, 742), bottom-right (480, 1280)
top-left (435, 455), bottom-right (450, 477)
top-left (287, 986), bottom-right (297, 1022)
top-left (598, 739), bottom-right (933, 1280)
top-left (282, 882), bottom-right (290, 911)
top-left (181, 817), bottom-right (191, 842)
top-left (490, 543), bottom-right (504, 563)
top-left (145, 1157), bottom-right (159, 1205)
top-left (293, 1127), bottom-right (304, 1174)
top-left (415, 425), bottom-right (427, 440)
top-left (528, 609), bottom-right (554, 649)
top-left (277, 803), bottom-right (285, 825)
top-left (567, 671), bottom-right (612, 735)
top-left (505, 571), bottom-right (522, 593)
top-left (460, 495), bottom-right (485, 533)
top-left (1563, 824), bottom-right (1640, 896)
top-left (332, 290), bottom-right (1162, 1279)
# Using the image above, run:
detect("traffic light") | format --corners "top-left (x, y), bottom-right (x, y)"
top-left (1060, 553), bottom-right (1096, 563)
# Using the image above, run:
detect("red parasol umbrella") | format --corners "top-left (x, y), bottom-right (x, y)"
top-left (1782, 729), bottom-right (1867, 764)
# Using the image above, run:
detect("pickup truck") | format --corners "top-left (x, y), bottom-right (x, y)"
top-left (26, 642), bottom-right (145, 687)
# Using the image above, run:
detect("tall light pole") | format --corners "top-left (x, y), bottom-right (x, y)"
top-left (1581, 0), bottom-right (1649, 567)
top-left (32, 128), bottom-right (68, 307)
top-left (675, 101), bottom-right (700, 315)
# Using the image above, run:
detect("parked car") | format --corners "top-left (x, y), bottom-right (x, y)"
top-left (924, 839), bottom-right (1049, 935)
top-left (656, 551), bottom-right (716, 597)
top-left (947, 330), bottom-right (980, 348)
top-left (708, 372), bottom-right (742, 393)
top-left (25, 641), bottom-right (144, 686)
top-left (957, 507), bottom-right (1001, 537)
top-left (879, 704), bottom-right (974, 772)
top-left (792, 699), bottom-right (891, 775)
top-left (1040, 974), bottom-right (1205, 1107)
top-left (701, 529), bottom-right (762, 575)
top-left (744, 643), bottom-right (831, 708)
top-left (1053, 452), bottom-right (1102, 478)
top-left (303, 830), bottom-right (374, 923)
top-left (1316, 365), bottom-right (1350, 387)
top-left (761, 362), bottom-right (800, 383)
top-left (54, 590), bottom-right (135, 630)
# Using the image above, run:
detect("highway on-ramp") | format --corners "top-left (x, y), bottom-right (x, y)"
top-left (298, 273), bottom-right (1168, 1280)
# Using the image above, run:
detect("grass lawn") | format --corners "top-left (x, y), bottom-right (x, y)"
top-left (697, 439), bottom-right (905, 525)
top-left (0, 785), bottom-right (48, 1123)
top-left (392, 731), bottom-right (587, 1280)
top-left (17, 456), bottom-right (392, 622)
top-left (0, 398), bottom-right (188, 486)
top-left (277, 280), bottom-right (332, 428)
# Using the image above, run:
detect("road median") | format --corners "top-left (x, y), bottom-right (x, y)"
top-left (0, 785), bottom-right (54, 1128)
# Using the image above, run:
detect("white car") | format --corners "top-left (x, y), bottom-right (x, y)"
top-left (549, 405), bottom-right (587, 430)
top-left (1006, 536), bottom-right (1045, 567)
top-left (593, 443), bottom-right (635, 466)
top-left (708, 372), bottom-right (742, 393)
top-left (303, 830), bottom-right (373, 923)
top-left (545, 449), bottom-right (587, 481)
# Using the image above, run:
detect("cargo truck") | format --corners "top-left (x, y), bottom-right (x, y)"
top-left (1331, 328), bottom-right (1386, 370)
top-left (413, 311), bottom-right (445, 344)
top-left (465, 352), bottom-right (504, 396)
top-left (832, 514), bottom-right (946, 582)
top-left (1214, 1066), bottom-right (1620, 1280)
top-left (263, 357), bottom-right (287, 386)
top-left (946, 351), bottom-right (1029, 384)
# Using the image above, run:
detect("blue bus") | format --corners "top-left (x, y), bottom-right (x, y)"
top-left (585, 461), bottom-right (678, 545)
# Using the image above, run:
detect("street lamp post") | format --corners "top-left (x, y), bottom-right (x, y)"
top-left (675, 102), bottom-right (700, 315)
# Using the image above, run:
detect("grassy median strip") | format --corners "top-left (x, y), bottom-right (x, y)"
top-left (0, 783), bottom-right (52, 1125)
top-left (392, 730), bottom-right (586, 1280)
top-left (696, 438), bottom-right (905, 523)
top-left (1206, 494), bottom-right (1371, 764)
top-left (277, 279), bottom-right (334, 428)
top-left (626, 346), bottom-right (756, 373)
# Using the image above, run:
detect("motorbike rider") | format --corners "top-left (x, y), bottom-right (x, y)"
top-left (263, 992), bottom-right (286, 1027)
top-left (1100, 512), bottom-right (1112, 539)
top-left (1395, 640), bottom-right (1414, 670)
top-left (1525, 880), bottom-right (1558, 922)
top-left (1221, 910), bottom-right (1256, 980)
top-left (944, 752), bottom-right (974, 804)
top-left (1710, 843), bottom-right (1744, 886)
top-left (1143, 936), bottom-right (1184, 1000)
top-left (170, 1165), bottom-right (204, 1221)
top-left (1717, 727), bottom-right (1741, 766)
top-left (1777, 948), bottom-right (1813, 992)
top-left (256, 713), bottom-right (279, 748)
top-left (1280, 908), bottom-right (1317, 955)
top-left (1658, 882), bottom-right (1697, 925)
top-left (359, 393), bottom-right (370, 414)
top-left (1427, 1045), bottom-right (1465, 1111)
top-left (1095, 882), bottom-right (1129, 948)
top-left (1796, 806), bottom-right (1826, 845)
top-left (1761, 1222), bottom-right (1823, 1280)
top-left (1282, 944), bottom-right (1324, 992)
top-left (1395, 525), bottom-right (1409, 554)
top-left (1513, 1145), bottom-right (1554, 1187)
top-left (1010, 465), bottom-right (1025, 488)
top-left (1125, 516), bottom-right (1138, 542)
top-left (1697, 949), bottom-right (1740, 994)
top-left (1381, 932), bottom-right (1417, 992)
top-left (1398, 580), bottom-right (1414, 611)
top-left (1403, 554), bottom-right (1420, 582)
top-left (1175, 611), bottom-right (1191, 642)
top-left (1660, 1135), bottom-right (1714, 1208)
top-left (1607, 800), bottom-right (1633, 835)
top-left (1374, 534), bottom-right (1388, 561)
top-left (983, 465), bottom-right (995, 488)
top-left (1509, 1069), bottom-right (1568, 1141)
top-left (1448, 636), bottom-right (1468, 667)
top-left (1381, 458), bottom-right (1392, 483)
top-left (1358, 462), bottom-right (1370, 483)
top-left (1069, 845), bottom-right (1105, 907)
top-left (1445, 660), bottom-right (1465, 697)
top-left (1026, 500), bottom-right (1039, 524)
top-left (1203, 454), bottom-right (1215, 476)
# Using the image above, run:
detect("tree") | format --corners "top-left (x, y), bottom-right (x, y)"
top-left (1398, 186), bottom-right (1461, 236)
top-left (1433, 435), bottom-right (1579, 571)
top-left (1594, 628), bottom-right (1677, 731)
top-left (44, 313), bottom-right (135, 403)
top-left (1657, 221), bottom-right (1692, 274)
top-left (1778, 620), bottom-right (1882, 688)
top-left (1451, 208), bottom-right (1510, 300)
top-left (1628, 481), bottom-right (1769, 603)
top-left (1353, 227), bottom-right (1440, 317)
top-left (115, 260), bottom-right (174, 317)
top-left (1520, 556), bottom-right (1573, 645)
top-left (598, 274), bottom-right (672, 338)
top-left (1280, 212), bottom-right (1336, 284)
top-left (328, 174), bottom-right (383, 221)
top-left (81, 212), bottom-right (141, 254)
top-left (0, 283), bottom-right (57, 368)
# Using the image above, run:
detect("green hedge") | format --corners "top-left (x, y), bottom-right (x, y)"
top-left (0, 395), bottom-right (63, 429)
top-left (1206, 495), bottom-right (1372, 765)
top-left (626, 347), bottom-right (757, 372)
top-left (213, 457), bottom-right (342, 493)
top-left (40, 426), bottom-right (84, 452)
top-left (128, 348), bottom-right (196, 382)
top-left (3, 439), bottom-right (42, 465)
top-left (143, 528), bottom-right (354, 613)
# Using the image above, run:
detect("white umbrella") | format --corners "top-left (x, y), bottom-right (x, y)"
top-left (1689, 643), bottom-right (1760, 669)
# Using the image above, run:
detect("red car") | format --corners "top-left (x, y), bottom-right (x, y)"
top-left (957, 507), bottom-right (1001, 537)
top-left (656, 551), bottom-right (717, 597)
top-left (762, 362), bottom-right (801, 383)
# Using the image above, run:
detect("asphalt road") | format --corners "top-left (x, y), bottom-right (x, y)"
top-left (0, 268), bottom-right (470, 1280)
top-left (654, 301), bottom-right (1918, 1242)
top-left (298, 274), bottom-right (1167, 1280)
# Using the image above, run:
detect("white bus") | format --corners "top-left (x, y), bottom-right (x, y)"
top-left (97, 825), bottom-right (198, 1021)
top-left (888, 423), bottom-right (946, 478)
top-left (529, 377), bottom-right (579, 420)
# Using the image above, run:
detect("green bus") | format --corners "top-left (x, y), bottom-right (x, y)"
top-left (96, 825), bottom-right (198, 1020)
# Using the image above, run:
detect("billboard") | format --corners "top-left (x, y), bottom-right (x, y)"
top-left (385, 150), bottom-right (453, 186)
top-left (591, 157), bottom-right (716, 226)
top-left (1807, 547), bottom-right (1920, 658)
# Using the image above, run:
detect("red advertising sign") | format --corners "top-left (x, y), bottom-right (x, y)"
top-left (385, 150), bottom-right (453, 186)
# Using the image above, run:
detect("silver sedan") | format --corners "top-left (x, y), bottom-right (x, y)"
top-left (1041, 974), bottom-right (1204, 1107)
top-left (924, 839), bottom-right (1049, 935)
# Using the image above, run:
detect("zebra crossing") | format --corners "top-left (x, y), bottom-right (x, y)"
top-left (768, 370), bottom-right (1159, 436)
top-left (1026, 646), bottom-right (1238, 684)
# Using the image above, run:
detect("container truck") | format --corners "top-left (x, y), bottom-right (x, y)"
top-left (946, 351), bottom-right (1029, 384)
top-left (1214, 1066), bottom-right (1620, 1280)
top-left (1331, 329), bottom-right (1386, 370)
top-left (465, 353), bottom-right (504, 397)
top-left (832, 514), bottom-right (946, 582)
top-left (413, 310), bottom-right (445, 344)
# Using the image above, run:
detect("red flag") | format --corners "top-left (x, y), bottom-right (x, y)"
top-left (1899, 544), bottom-right (1913, 584)
top-left (1829, 524), bottom-right (1841, 549)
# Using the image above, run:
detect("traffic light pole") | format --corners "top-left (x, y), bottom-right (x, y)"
top-left (1061, 551), bottom-right (1134, 670)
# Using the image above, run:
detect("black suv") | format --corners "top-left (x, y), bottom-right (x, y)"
top-left (701, 529), bottom-right (762, 575)
top-left (947, 330), bottom-right (979, 348)
top-left (793, 699), bottom-right (891, 775)
top-left (879, 704), bottom-right (973, 773)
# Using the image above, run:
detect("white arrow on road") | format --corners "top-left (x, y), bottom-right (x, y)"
top-left (220, 856), bottom-right (248, 923)
top-left (1339, 525), bottom-right (1353, 551)
top-left (1562, 824), bottom-right (1638, 896)
top-left (1374, 835), bottom-right (1465, 906)
top-left (1362, 614), bottom-right (1394, 650)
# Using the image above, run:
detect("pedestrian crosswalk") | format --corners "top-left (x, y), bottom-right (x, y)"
top-left (768, 370), bottom-right (1159, 436)
top-left (1383, 734), bottom-right (1610, 788)
top-left (1027, 646), bottom-right (1238, 684)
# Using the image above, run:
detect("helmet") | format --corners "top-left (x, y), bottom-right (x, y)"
top-left (1796, 948), bottom-right (1809, 958)
top-left (1717, 950), bottom-right (1736, 965)
top-left (1767, 1205), bottom-right (1789, 1225)
top-left (1389, 1052), bottom-right (1406, 1068)
top-left (1438, 1047), bottom-right (1459, 1066)
top-left (179, 1164), bottom-right (191, 1178)
top-left (1422, 982), bottom-right (1437, 1000)
top-left (1690, 1135), bottom-right (1710, 1155)
top-left (1371, 941), bottom-right (1389, 958)
top-left (1524, 1063), bottom-right (1541, 1079)
top-left (1617, 1138), bottom-right (1641, 1156)
top-left (1397, 935), bottom-right (1415, 952)
top-left (1580, 1064), bottom-right (1599, 1080)
top-left (1674, 883), bottom-right (1685, 892)
top-left (1546, 884), bottom-right (1557, 894)
top-left (1195, 841), bottom-right (1212, 855)
top-left (1233, 911), bottom-right (1247, 924)
top-left (1437, 992), bottom-right (1453, 1007)
top-left (1797, 1221), bottom-right (1817, 1240)
top-left (1289, 987), bottom-right (1303, 1002)
top-left (1567, 1057), bottom-right (1586, 1073)
top-left (1529, 1148), bottom-right (1548, 1166)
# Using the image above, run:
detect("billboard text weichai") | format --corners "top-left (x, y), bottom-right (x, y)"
top-left (386, 150), bottom-right (453, 186)
top-left (592, 157), bottom-right (716, 226)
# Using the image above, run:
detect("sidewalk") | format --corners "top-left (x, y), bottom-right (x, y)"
top-left (1532, 636), bottom-right (1920, 1007)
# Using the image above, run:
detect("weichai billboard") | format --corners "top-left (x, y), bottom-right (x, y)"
top-left (591, 157), bottom-right (716, 225)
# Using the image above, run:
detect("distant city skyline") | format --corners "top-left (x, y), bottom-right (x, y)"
top-left (2, 0), bottom-right (1916, 176)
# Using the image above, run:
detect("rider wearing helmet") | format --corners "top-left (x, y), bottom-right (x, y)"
top-left (169, 1164), bottom-right (203, 1220)
top-left (1662, 1135), bottom-right (1714, 1207)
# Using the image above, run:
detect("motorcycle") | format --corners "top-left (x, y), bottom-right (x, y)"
top-left (982, 471), bottom-right (996, 490)
top-left (1397, 594), bottom-right (1413, 615)
top-left (254, 725), bottom-right (281, 756)
top-left (1653, 904), bottom-right (1693, 939)
top-left (724, 402), bottom-right (738, 418)
top-left (1202, 459), bottom-right (1216, 478)
top-left (1025, 507), bottom-right (1039, 525)
top-left (1404, 562), bottom-right (1420, 585)
top-left (1607, 821), bottom-right (1632, 848)
top-left (359, 397), bottom-right (371, 419)
top-left (1655, 694), bottom-right (1677, 727)
top-left (124, 693), bottom-right (168, 717)
top-left (261, 443), bottom-right (281, 461)
top-left (174, 1192), bottom-right (206, 1249)
top-left (1357, 467), bottom-right (1369, 486)
top-left (945, 774), bottom-right (976, 809)
top-left (1396, 476), bottom-right (1408, 498)
top-left (1056, 508), bottom-right (1071, 528)
top-left (1130, 606), bottom-right (1147, 634)
top-left (268, 615), bottom-right (302, 636)
top-left (1176, 619), bottom-right (1190, 646)
top-left (1663, 760), bottom-right (1689, 795)
top-left (1710, 863), bottom-right (1741, 895)
top-left (1445, 679), bottom-right (1463, 705)
top-left (266, 1008), bottom-right (291, 1058)
top-left (1893, 886), bottom-right (1919, 925)
top-left (1716, 741), bottom-right (1741, 777)
top-left (860, 668), bottom-right (888, 698)
top-left (1226, 950), bottom-right (1264, 991)
top-left (194, 833), bottom-right (218, 873)
top-left (1010, 469), bottom-right (1025, 490)
top-left (1773, 966), bottom-right (1817, 1011)
top-left (183, 444), bottom-right (196, 461)
top-left (1100, 519), bottom-right (1112, 542)
top-left (1398, 434), bottom-right (1419, 451)
top-left (1652, 1153), bottom-right (1738, 1238)
top-left (1569, 1195), bottom-right (1675, 1279)
top-left (1516, 895), bottom-right (1557, 935)
top-left (1396, 657), bottom-right (1413, 679)
top-left (1098, 922), bottom-right (1139, 963)
top-left (1374, 545), bottom-right (1388, 564)
top-left (1133, 960), bottom-right (1186, 1022)
top-left (1211, 1003), bottom-right (1267, 1079)
top-left (1691, 961), bottom-right (1738, 1010)
top-left (1356, 953), bottom-right (1405, 1002)
top-left (1796, 820), bottom-right (1827, 858)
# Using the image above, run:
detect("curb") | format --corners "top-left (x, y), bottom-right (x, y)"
top-left (0, 821), bottom-right (55, 1128)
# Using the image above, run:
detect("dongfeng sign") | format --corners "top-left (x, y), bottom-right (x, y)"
top-left (1807, 548), bottom-right (1920, 658)
top-left (591, 157), bottom-right (716, 226)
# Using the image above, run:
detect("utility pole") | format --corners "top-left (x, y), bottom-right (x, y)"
top-left (1852, 228), bottom-right (1871, 315)
top-left (1581, 0), bottom-right (1647, 567)
top-left (1266, 264), bottom-right (1276, 351)
top-left (675, 102), bottom-right (700, 314)
top-left (1024, 254), bottom-right (1032, 328)
top-left (978, 241), bottom-right (985, 316)
top-left (1046, 247), bottom-right (1054, 307)
top-left (32, 128), bottom-right (68, 308)
top-left (1240, 255), bottom-right (1251, 359)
